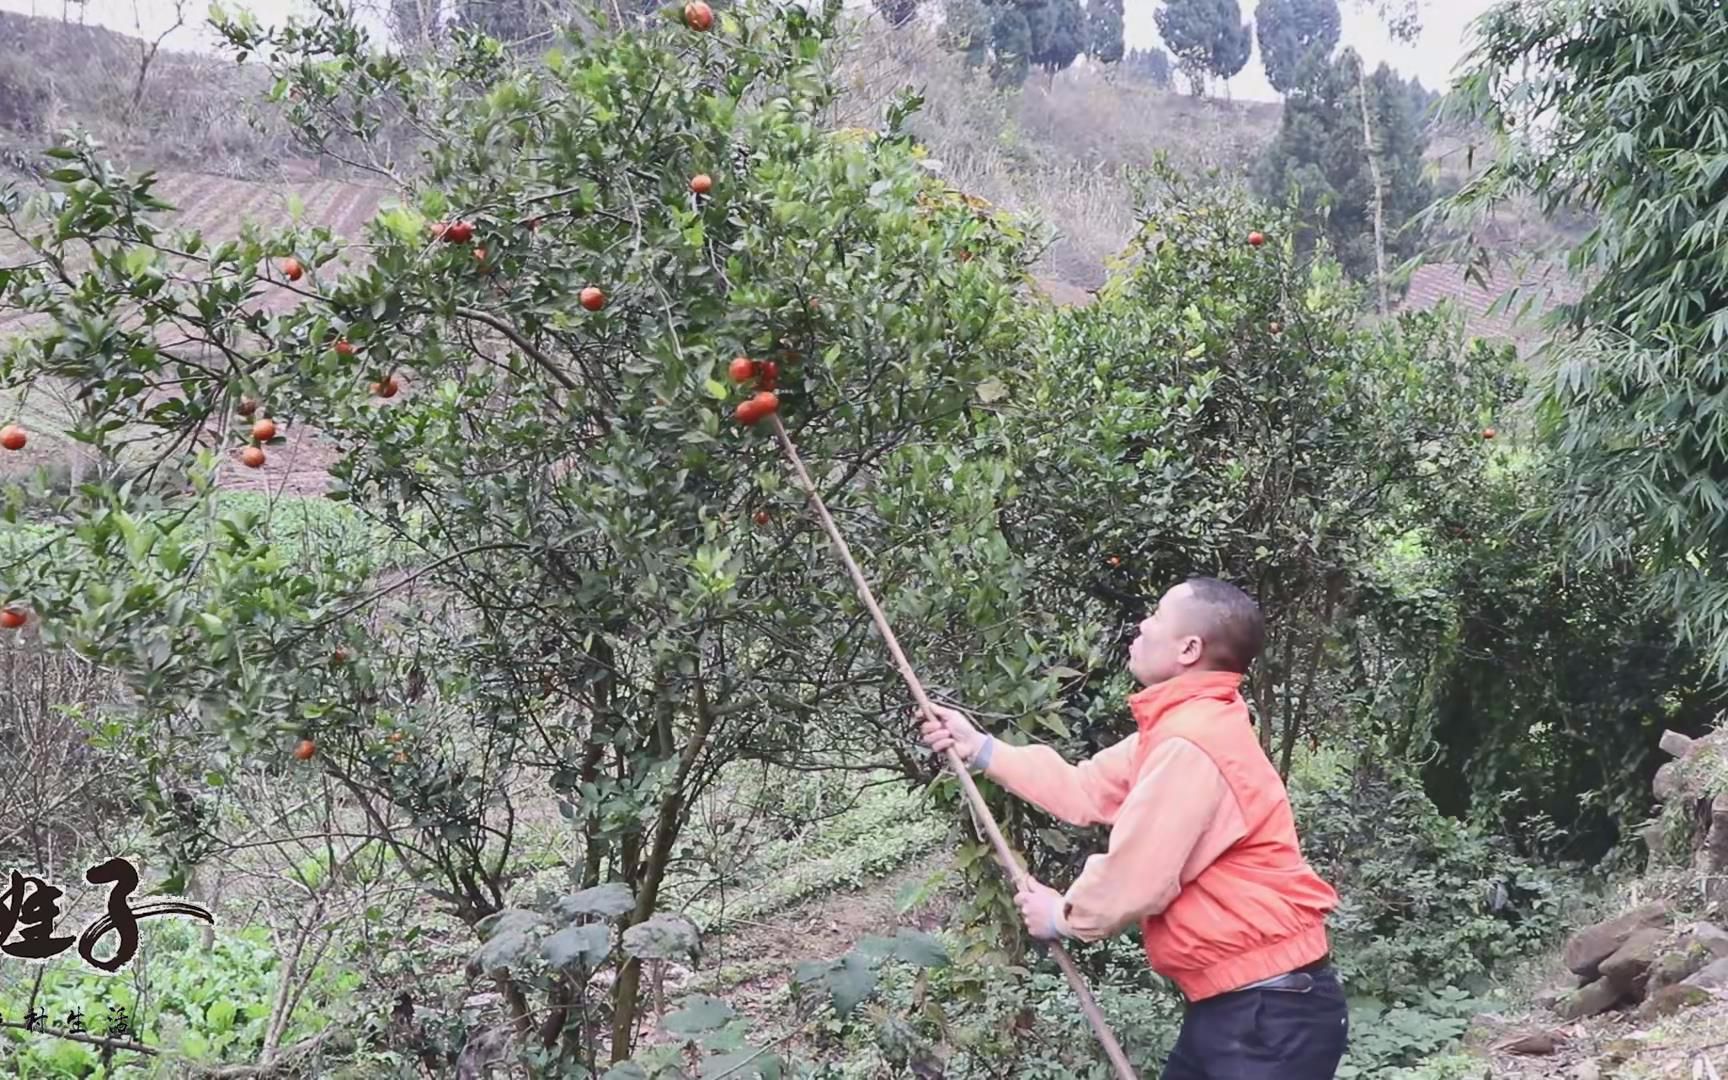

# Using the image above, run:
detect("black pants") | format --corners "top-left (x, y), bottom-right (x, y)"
top-left (1161, 967), bottom-right (1349, 1080)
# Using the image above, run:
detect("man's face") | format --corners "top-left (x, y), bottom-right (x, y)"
top-left (1127, 583), bottom-right (1204, 686)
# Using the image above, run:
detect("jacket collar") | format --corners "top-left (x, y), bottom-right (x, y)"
top-left (1128, 669), bottom-right (1245, 735)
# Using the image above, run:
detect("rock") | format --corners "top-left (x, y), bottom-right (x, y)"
top-left (1649, 923), bottom-right (1728, 992)
top-left (1572, 1062), bottom-right (1602, 1080)
top-left (1652, 761), bottom-right (1682, 801)
top-left (1599, 926), bottom-right (1666, 997)
top-left (1689, 921), bottom-right (1728, 958)
top-left (1682, 954), bottom-right (1728, 991)
top-left (1659, 729), bottom-right (1697, 758)
top-left (1556, 978), bottom-right (1625, 1020)
top-left (1564, 901), bottom-right (1670, 977)
top-left (1637, 982), bottom-right (1713, 1019)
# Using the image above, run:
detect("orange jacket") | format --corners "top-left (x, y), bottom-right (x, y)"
top-left (983, 669), bottom-right (1339, 1000)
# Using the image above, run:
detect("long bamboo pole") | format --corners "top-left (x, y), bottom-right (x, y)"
top-left (767, 414), bottom-right (1139, 1080)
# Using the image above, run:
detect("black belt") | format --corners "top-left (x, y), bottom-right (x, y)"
top-left (1234, 954), bottom-right (1332, 994)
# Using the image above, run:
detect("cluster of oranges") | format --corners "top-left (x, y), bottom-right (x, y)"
top-left (239, 399), bottom-right (275, 469)
top-left (729, 356), bottom-right (782, 426)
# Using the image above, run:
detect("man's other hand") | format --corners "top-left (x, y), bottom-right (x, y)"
top-left (1014, 878), bottom-right (1068, 941)
top-left (919, 703), bottom-right (986, 763)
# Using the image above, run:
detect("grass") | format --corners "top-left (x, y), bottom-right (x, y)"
top-left (828, 27), bottom-right (1280, 290)
top-left (0, 10), bottom-right (290, 180)
top-left (681, 776), bottom-right (947, 929)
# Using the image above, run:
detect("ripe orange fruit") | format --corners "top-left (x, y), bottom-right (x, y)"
top-left (1482, 427), bottom-right (1497, 440)
top-left (750, 390), bottom-right (780, 416)
top-left (684, 0), bottom-right (713, 30)
top-left (735, 398), bottom-right (766, 425)
top-left (280, 257), bottom-right (304, 281)
top-left (0, 607), bottom-right (26, 629)
top-left (580, 286), bottom-right (606, 312)
top-left (293, 738), bottom-right (317, 761)
top-left (335, 338), bottom-right (357, 358)
top-left (754, 509), bottom-right (771, 526)
top-left (0, 424), bottom-right (25, 451)
top-left (445, 221), bottom-right (474, 244)
top-left (729, 356), bottom-right (758, 383)
top-left (1247, 231), bottom-right (1265, 247)
top-left (758, 359), bottom-right (779, 390)
top-left (241, 446), bottom-right (267, 469)
top-left (690, 174), bottom-right (713, 195)
top-left (1107, 555), bottom-right (1121, 567)
top-left (373, 375), bottom-right (401, 398)
top-left (252, 418), bottom-right (277, 442)
top-left (238, 396), bottom-right (260, 418)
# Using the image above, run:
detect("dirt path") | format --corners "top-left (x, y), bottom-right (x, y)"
top-left (635, 851), bottom-right (957, 1050)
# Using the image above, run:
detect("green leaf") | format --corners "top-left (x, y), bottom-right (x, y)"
top-left (621, 912), bottom-right (700, 960)
top-left (701, 1049), bottom-right (782, 1078)
top-left (664, 994), bottom-right (735, 1036)
top-left (554, 882), bottom-right (634, 922)
top-left (541, 923), bottom-right (610, 971)
top-left (827, 952), bottom-right (879, 1017)
top-left (890, 929), bottom-right (948, 967)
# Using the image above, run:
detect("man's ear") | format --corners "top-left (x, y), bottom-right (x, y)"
top-left (1179, 634), bottom-right (1205, 665)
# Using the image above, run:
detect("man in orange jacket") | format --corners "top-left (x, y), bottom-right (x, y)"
top-left (921, 576), bottom-right (1347, 1078)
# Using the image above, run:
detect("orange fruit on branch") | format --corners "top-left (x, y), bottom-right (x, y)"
top-left (240, 446), bottom-right (267, 469)
top-left (684, 0), bottom-right (713, 30)
top-left (251, 418), bottom-right (277, 442)
top-left (0, 424), bottom-right (25, 451)
top-left (1247, 231), bottom-right (1265, 247)
top-left (690, 174), bottom-right (713, 195)
top-left (334, 338), bottom-right (357, 358)
top-left (293, 738), bottom-right (317, 761)
top-left (0, 606), bottom-right (26, 629)
top-left (728, 356), bottom-right (758, 383)
top-left (280, 257), bottom-right (304, 281)
top-left (579, 286), bottom-right (607, 312)
top-left (374, 375), bottom-right (401, 398)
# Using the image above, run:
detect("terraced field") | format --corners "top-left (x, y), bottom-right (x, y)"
top-left (0, 170), bottom-right (389, 497)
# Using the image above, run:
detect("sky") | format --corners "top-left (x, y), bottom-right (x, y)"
top-left (0, 0), bottom-right (1500, 104)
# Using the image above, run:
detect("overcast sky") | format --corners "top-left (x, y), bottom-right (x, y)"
top-left (1, 0), bottom-right (1499, 103)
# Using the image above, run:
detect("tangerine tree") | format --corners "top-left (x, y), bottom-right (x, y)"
top-left (0, 0), bottom-right (1036, 1068)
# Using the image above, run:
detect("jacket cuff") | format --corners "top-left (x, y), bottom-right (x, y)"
top-left (969, 734), bottom-right (995, 772)
top-left (1052, 895), bottom-right (1074, 939)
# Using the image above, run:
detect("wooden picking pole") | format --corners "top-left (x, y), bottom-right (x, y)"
top-left (767, 415), bottom-right (1140, 1080)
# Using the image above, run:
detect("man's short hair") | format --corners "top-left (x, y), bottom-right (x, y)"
top-left (1182, 577), bottom-right (1265, 674)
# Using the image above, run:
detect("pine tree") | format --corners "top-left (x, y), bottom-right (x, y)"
top-left (940, 0), bottom-right (993, 67)
top-left (1255, 0), bottom-right (1340, 95)
top-left (1087, 0), bottom-right (1125, 65)
top-left (1155, 0), bottom-right (1253, 97)
top-left (1256, 50), bottom-right (1431, 283)
top-left (1031, 0), bottom-right (1087, 75)
top-left (990, 3), bottom-right (1033, 85)
top-left (1124, 45), bottom-right (1173, 87)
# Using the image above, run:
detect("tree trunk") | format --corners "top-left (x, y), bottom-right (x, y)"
top-left (608, 672), bottom-right (720, 1062)
top-left (1355, 56), bottom-right (1390, 315)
